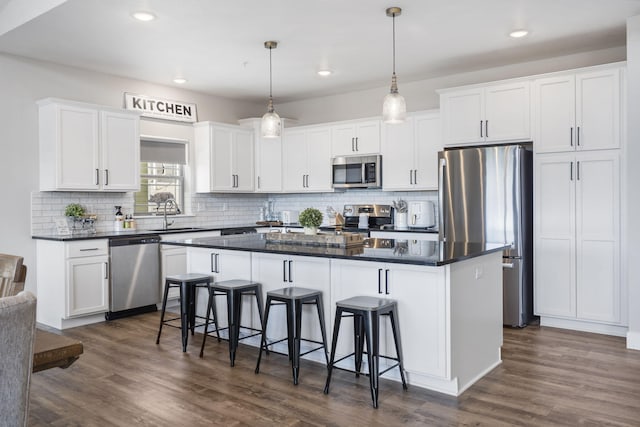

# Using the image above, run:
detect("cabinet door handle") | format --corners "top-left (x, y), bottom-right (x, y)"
top-left (104, 169), bottom-right (109, 186)
top-left (413, 169), bottom-right (418, 185)
top-left (95, 169), bottom-right (100, 185)
top-left (480, 120), bottom-right (483, 138)
top-left (570, 162), bottom-right (573, 181)
top-left (104, 262), bottom-right (109, 280)
top-left (378, 268), bottom-right (383, 294)
top-left (216, 254), bottom-right (220, 273)
top-left (283, 260), bottom-right (288, 282)
top-left (257, 176), bottom-right (260, 189)
top-left (576, 126), bottom-right (580, 146)
top-left (570, 127), bottom-right (574, 147)
top-left (288, 260), bottom-right (293, 283)
top-left (485, 120), bottom-right (489, 138)
top-left (355, 137), bottom-right (359, 151)
top-left (351, 137), bottom-right (355, 152)
top-left (211, 253), bottom-right (215, 272)
top-left (385, 269), bottom-right (390, 294)
top-left (577, 161), bottom-right (580, 180)
top-left (409, 169), bottom-right (413, 185)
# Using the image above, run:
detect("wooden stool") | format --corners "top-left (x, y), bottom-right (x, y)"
top-left (200, 279), bottom-right (264, 366)
top-left (324, 296), bottom-right (407, 408)
top-left (255, 287), bottom-right (329, 385)
top-left (156, 273), bottom-right (215, 352)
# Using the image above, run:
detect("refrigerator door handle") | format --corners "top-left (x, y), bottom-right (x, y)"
top-left (438, 157), bottom-right (446, 241)
top-left (502, 262), bottom-right (515, 269)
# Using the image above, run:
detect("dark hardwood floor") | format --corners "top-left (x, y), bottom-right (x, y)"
top-left (28, 312), bottom-right (640, 426)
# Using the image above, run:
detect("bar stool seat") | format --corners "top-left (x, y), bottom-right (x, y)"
top-left (156, 273), bottom-right (215, 352)
top-left (255, 287), bottom-right (329, 385)
top-left (200, 279), bottom-right (264, 367)
top-left (324, 295), bottom-right (407, 408)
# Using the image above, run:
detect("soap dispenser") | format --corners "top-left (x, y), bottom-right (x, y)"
top-left (114, 206), bottom-right (124, 231)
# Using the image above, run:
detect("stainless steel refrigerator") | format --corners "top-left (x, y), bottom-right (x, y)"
top-left (438, 144), bottom-right (533, 327)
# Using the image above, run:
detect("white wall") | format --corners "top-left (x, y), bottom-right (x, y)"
top-left (278, 46), bottom-right (625, 125)
top-left (0, 53), bottom-right (263, 294)
top-left (625, 17), bottom-right (640, 350)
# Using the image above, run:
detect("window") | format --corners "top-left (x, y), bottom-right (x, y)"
top-left (134, 138), bottom-right (187, 216)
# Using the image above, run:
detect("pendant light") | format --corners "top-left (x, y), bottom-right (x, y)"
top-left (261, 41), bottom-right (281, 138)
top-left (382, 7), bottom-right (406, 124)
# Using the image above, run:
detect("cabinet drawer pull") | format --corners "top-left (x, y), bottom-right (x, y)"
top-left (385, 269), bottom-right (390, 294)
top-left (570, 127), bottom-right (574, 147)
top-left (79, 248), bottom-right (100, 252)
top-left (378, 268), bottom-right (383, 294)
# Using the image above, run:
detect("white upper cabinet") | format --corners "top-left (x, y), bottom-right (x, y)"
top-left (440, 81), bottom-right (530, 147)
top-left (282, 125), bottom-right (333, 192)
top-left (38, 99), bottom-right (140, 191)
top-left (194, 121), bottom-right (255, 192)
top-left (533, 66), bottom-right (622, 153)
top-left (239, 118), bottom-right (283, 193)
top-left (382, 110), bottom-right (442, 191)
top-left (331, 119), bottom-right (381, 156)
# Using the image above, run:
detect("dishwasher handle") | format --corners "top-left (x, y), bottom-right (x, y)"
top-left (109, 236), bottom-right (161, 246)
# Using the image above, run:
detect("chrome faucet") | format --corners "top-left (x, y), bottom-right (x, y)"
top-left (163, 198), bottom-right (181, 230)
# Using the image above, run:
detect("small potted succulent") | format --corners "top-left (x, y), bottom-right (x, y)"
top-left (64, 203), bottom-right (85, 230)
top-left (298, 207), bottom-right (323, 235)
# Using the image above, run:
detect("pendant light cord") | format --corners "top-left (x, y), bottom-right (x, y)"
top-left (269, 46), bottom-right (273, 99)
top-left (392, 12), bottom-right (396, 76)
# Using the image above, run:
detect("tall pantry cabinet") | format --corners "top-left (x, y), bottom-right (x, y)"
top-left (533, 64), bottom-right (625, 335)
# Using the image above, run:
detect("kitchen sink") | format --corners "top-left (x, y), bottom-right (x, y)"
top-left (146, 227), bottom-right (205, 232)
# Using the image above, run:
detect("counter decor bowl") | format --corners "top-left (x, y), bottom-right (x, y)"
top-left (299, 208), bottom-right (323, 235)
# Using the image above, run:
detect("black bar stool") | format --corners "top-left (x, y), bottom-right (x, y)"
top-left (200, 279), bottom-right (264, 366)
top-left (255, 287), bottom-right (329, 385)
top-left (324, 296), bottom-right (407, 408)
top-left (156, 273), bottom-right (216, 352)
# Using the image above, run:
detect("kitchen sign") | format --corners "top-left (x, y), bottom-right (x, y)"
top-left (124, 93), bottom-right (197, 123)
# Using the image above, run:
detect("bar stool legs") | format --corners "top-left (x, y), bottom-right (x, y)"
top-left (324, 296), bottom-right (407, 408)
top-left (156, 274), bottom-right (214, 352)
top-left (255, 287), bottom-right (328, 385)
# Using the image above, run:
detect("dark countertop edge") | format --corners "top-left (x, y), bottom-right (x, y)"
top-left (32, 224), bottom-right (439, 241)
top-left (161, 239), bottom-right (507, 267)
top-left (31, 226), bottom-right (249, 241)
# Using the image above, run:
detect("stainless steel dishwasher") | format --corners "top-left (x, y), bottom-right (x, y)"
top-left (106, 235), bottom-right (161, 320)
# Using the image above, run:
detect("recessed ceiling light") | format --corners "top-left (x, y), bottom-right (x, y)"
top-left (317, 69), bottom-right (332, 77)
top-left (132, 11), bottom-right (156, 22)
top-left (509, 29), bottom-right (529, 38)
top-left (173, 78), bottom-right (187, 84)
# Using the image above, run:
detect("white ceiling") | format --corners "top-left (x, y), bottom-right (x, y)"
top-left (1, 0), bottom-right (639, 103)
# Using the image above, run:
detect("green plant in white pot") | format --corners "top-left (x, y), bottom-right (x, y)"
top-left (299, 207), bottom-right (323, 235)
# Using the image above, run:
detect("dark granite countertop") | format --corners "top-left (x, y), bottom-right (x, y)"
top-left (31, 225), bottom-right (257, 241)
top-left (161, 233), bottom-right (507, 267)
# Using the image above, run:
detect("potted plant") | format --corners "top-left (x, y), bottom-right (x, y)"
top-left (298, 207), bottom-right (323, 235)
top-left (64, 203), bottom-right (85, 230)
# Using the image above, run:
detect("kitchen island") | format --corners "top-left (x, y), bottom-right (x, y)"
top-left (163, 234), bottom-right (506, 396)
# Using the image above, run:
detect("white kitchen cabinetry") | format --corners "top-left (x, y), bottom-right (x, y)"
top-left (38, 98), bottom-right (140, 191)
top-left (282, 126), bottom-right (333, 192)
top-left (187, 247), bottom-right (252, 323)
top-left (534, 150), bottom-right (623, 332)
top-left (440, 81), bottom-right (530, 147)
top-left (330, 259), bottom-right (447, 379)
top-left (160, 231), bottom-right (221, 301)
top-left (36, 239), bottom-right (109, 329)
top-left (382, 110), bottom-right (442, 190)
top-left (331, 119), bottom-right (381, 156)
top-left (533, 66), bottom-right (622, 153)
top-left (239, 118), bottom-right (283, 193)
top-left (251, 253), bottom-right (331, 362)
top-left (194, 122), bottom-right (254, 192)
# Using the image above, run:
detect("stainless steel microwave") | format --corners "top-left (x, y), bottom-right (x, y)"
top-left (332, 154), bottom-right (381, 189)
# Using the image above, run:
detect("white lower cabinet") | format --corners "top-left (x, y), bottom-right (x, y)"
top-left (36, 239), bottom-right (109, 329)
top-left (534, 150), bottom-right (623, 333)
top-left (187, 247), bottom-right (253, 325)
top-left (330, 259), bottom-right (447, 379)
top-left (251, 253), bottom-right (331, 363)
